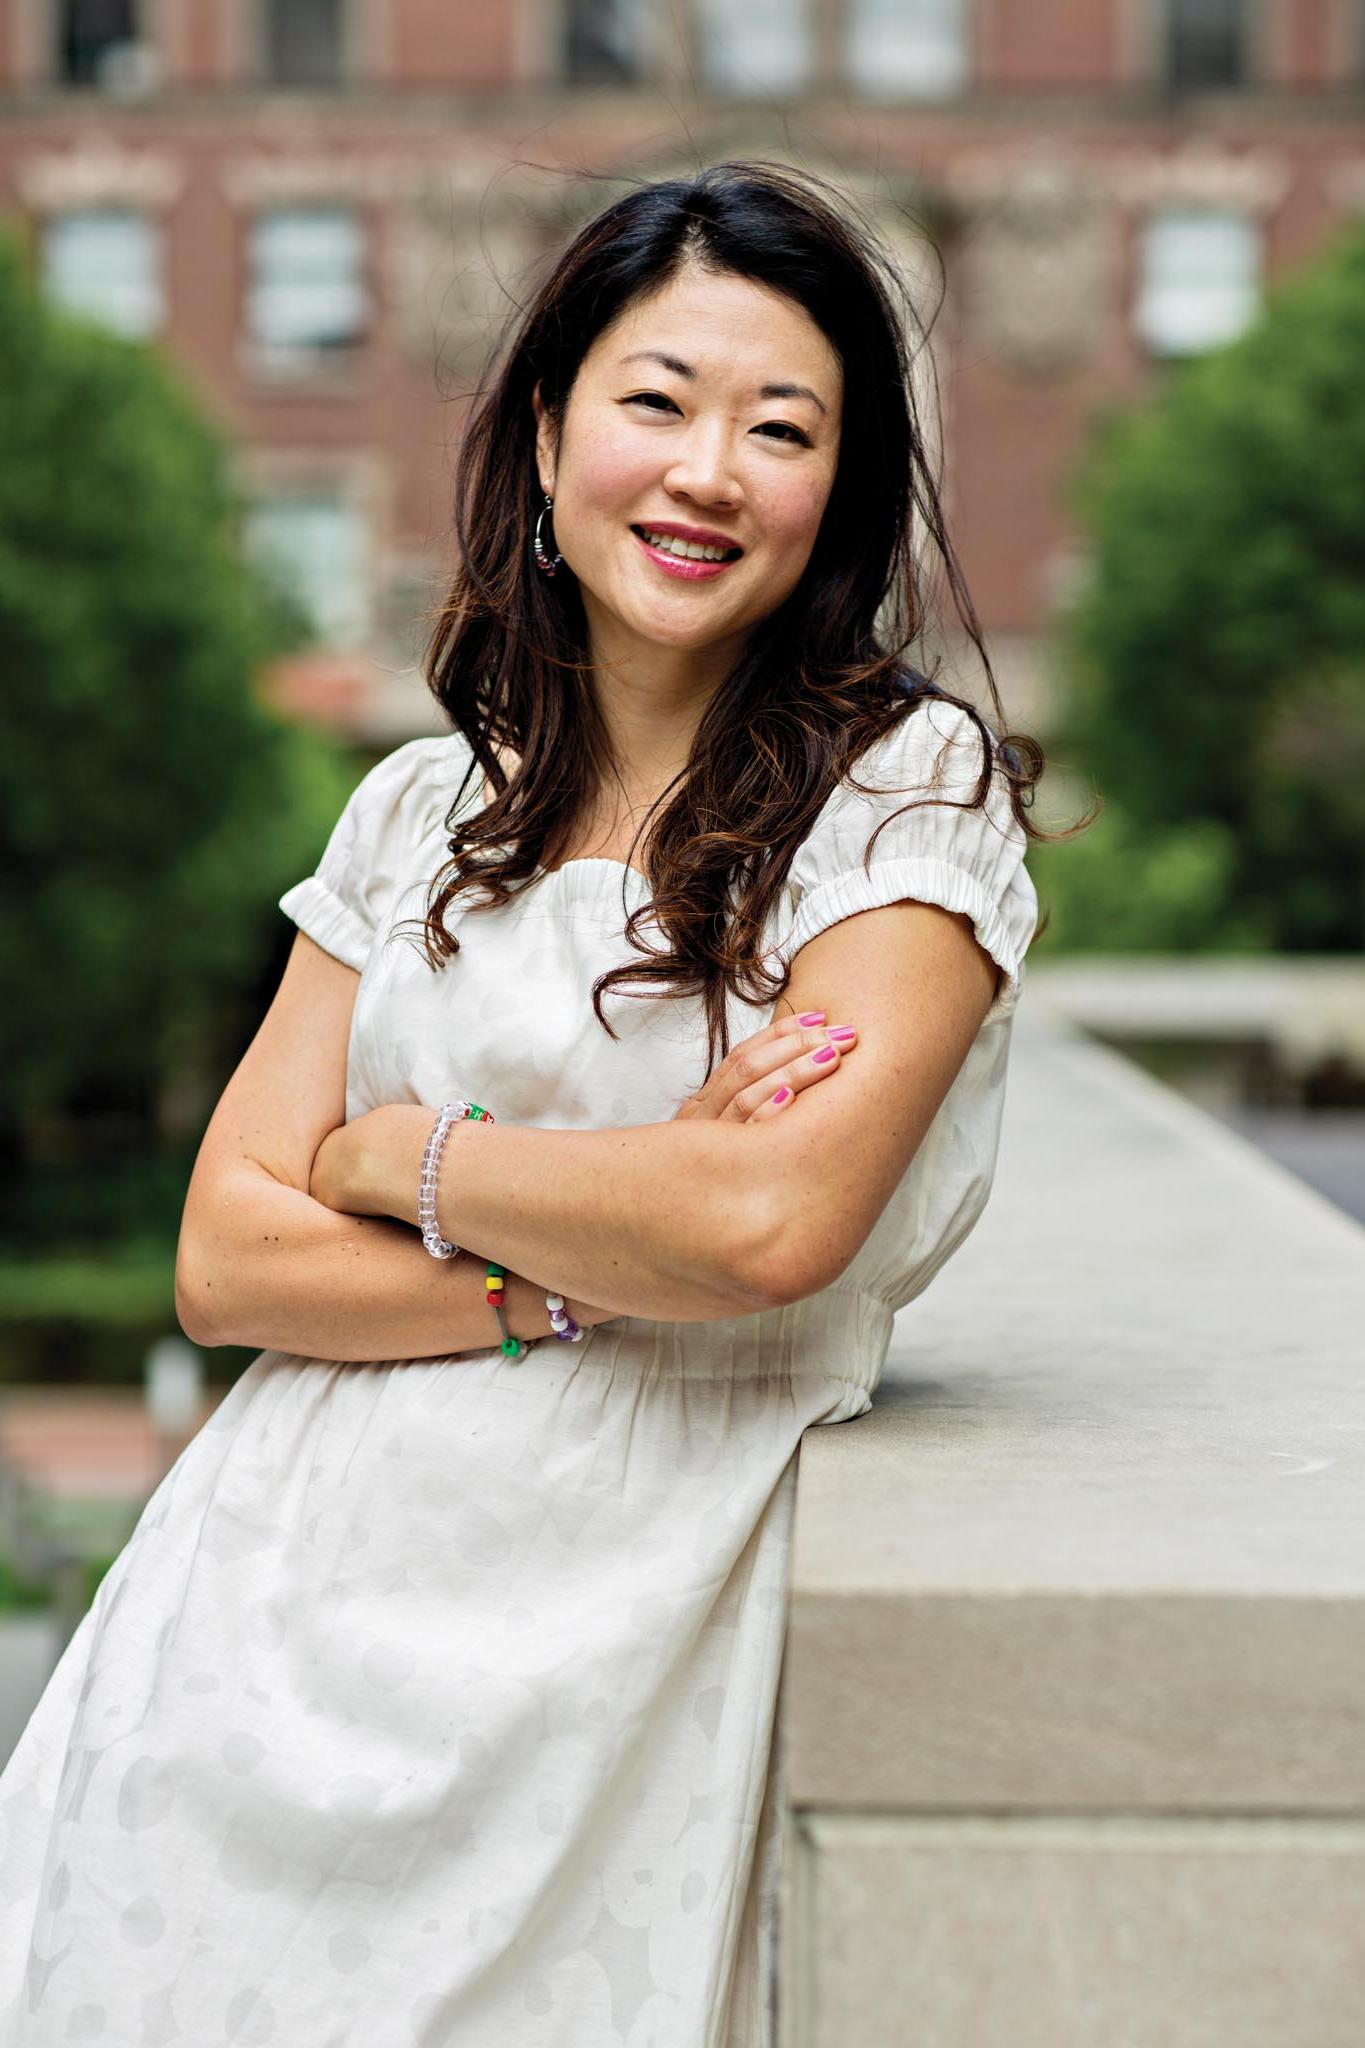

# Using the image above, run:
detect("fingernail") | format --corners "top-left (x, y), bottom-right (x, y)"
top-left (826, 1026), bottom-right (857, 1042)
top-left (810, 1044), bottom-right (837, 1065)
top-left (771, 1086), bottom-right (793, 1106)
top-left (797, 1011), bottom-right (826, 1026)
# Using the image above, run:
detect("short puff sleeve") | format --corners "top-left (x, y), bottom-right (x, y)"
top-left (784, 700), bottom-right (1038, 1028)
top-left (278, 734), bottom-right (473, 972)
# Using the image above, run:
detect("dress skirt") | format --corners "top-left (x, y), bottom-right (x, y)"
top-left (0, 1329), bottom-right (865, 2046)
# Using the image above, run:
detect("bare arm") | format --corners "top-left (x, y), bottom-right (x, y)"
top-left (173, 934), bottom-right (614, 1359)
top-left (302, 897), bottom-right (1001, 1321)
top-left (174, 933), bottom-right (858, 1357)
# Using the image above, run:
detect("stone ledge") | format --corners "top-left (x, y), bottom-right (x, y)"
top-left (787, 1813), bottom-right (1365, 2048)
top-left (783, 1005), bottom-right (1365, 1814)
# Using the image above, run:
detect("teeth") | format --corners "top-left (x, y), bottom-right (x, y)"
top-left (640, 528), bottom-right (736, 563)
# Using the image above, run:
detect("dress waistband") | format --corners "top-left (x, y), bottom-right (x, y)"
top-left (575, 1277), bottom-right (895, 1399)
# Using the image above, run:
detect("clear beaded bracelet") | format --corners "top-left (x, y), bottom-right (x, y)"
top-left (418, 1100), bottom-right (494, 1260)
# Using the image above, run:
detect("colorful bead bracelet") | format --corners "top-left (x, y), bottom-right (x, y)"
top-left (485, 1261), bottom-right (529, 1361)
top-left (484, 1263), bottom-right (583, 1358)
top-left (546, 1292), bottom-right (584, 1343)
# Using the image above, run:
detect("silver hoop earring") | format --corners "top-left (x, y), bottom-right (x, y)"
top-left (533, 492), bottom-right (563, 577)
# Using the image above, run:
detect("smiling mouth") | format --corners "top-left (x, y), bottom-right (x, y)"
top-left (630, 525), bottom-right (744, 565)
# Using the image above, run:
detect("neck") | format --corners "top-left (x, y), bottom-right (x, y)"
top-left (477, 615), bottom-right (749, 847)
top-left (582, 605), bottom-right (746, 807)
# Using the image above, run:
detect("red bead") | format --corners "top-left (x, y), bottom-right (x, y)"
top-left (487, 1290), bottom-right (504, 1307)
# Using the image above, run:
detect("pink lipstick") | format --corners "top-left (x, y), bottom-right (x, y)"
top-left (630, 522), bottom-right (744, 583)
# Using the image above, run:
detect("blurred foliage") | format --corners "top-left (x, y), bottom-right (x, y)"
top-left (0, 216), bottom-right (376, 1382)
top-left (1025, 798), bottom-right (1274, 954)
top-left (0, 1548), bottom-right (115, 1612)
top-left (0, 219), bottom-right (361, 1154)
top-left (1050, 216), bottom-right (1365, 953)
top-left (0, 1246), bottom-right (173, 1322)
top-left (0, 1149), bottom-right (198, 1252)
top-left (0, 1240), bottom-right (264, 1386)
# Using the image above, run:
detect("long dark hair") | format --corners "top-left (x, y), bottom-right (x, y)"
top-left (408, 159), bottom-right (1071, 1077)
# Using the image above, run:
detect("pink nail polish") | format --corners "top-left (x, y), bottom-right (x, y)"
top-left (797, 1011), bottom-right (826, 1026)
top-left (827, 1027), bottom-right (857, 1042)
top-left (810, 1044), bottom-right (837, 1065)
top-left (771, 1086), bottom-right (793, 1106)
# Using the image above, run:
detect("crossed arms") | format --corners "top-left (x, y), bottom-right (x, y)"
top-left (174, 901), bottom-right (999, 1362)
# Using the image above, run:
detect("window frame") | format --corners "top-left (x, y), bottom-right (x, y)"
top-left (842, 0), bottom-right (973, 103)
top-left (1161, 0), bottom-right (1257, 91)
top-left (249, 0), bottom-right (365, 90)
top-left (239, 200), bottom-right (373, 380)
top-left (40, 201), bottom-right (166, 339)
top-left (1133, 202), bottom-right (1263, 358)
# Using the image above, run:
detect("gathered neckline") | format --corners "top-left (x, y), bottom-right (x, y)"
top-left (471, 761), bottom-right (651, 887)
top-left (541, 855), bottom-right (648, 885)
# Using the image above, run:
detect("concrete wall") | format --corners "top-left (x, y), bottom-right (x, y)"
top-left (778, 1003), bottom-right (1365, 2042)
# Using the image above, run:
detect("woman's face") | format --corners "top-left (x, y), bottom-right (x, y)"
top-left (534, 263), bottom-right (842, 664)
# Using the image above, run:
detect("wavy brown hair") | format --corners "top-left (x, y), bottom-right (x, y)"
top-left (406, 159), bottom-right (1074, 1079)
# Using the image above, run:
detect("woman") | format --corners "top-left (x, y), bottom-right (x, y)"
top-left (0, 161), bottom-right (1051, 2044)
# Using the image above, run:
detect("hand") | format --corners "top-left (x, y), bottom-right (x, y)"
top-left (309, 1105), bottom-right (436, 1222)
top-left (308, 1112), bottom-right (384, 1216)
top-left (672, 1011), bottom-right (857, 1124)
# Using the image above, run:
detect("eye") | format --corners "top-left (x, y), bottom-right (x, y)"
top-left (622, 390), bottom-right (681, 414)
top-left (753, 421), bottom-right (812, 447)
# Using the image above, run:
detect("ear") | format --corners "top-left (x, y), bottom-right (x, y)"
top-left (531, 381), bottom-right (556, 498)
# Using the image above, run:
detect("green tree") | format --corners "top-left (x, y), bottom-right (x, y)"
top-left (1051, 217), bottom-right (1365, 953)
top-left (0, 222), bottom-right (359, 1175)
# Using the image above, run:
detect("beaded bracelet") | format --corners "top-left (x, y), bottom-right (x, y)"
top-left (418, 1100), bottom-right (494, 1260)
top-left (484, 1261), bottom-right (530, 1361)
top-left (546, 1292), bottom-right (584, 1343)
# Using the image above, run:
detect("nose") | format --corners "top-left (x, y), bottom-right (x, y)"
top-left (662, 419), bottom-right (742, 511)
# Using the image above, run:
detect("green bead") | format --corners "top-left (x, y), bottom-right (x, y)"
top-left (500, 1337), bottom-right (521, 1357)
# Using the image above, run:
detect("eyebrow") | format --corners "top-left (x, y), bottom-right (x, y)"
top-left (618, 348), bottom-right (829, 416)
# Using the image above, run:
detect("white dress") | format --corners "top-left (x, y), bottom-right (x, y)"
top-left (0, 697), bottom-right (1037, 2047)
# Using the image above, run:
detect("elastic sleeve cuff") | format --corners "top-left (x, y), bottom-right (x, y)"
top-left (278, 878), bottom-right (372, 974)
top-left (784, 854), bottom-right (1025, 1027)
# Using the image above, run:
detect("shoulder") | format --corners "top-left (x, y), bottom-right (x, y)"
top-left (351, 729), bottom-right (477, 819)
top-left (278, 730), bottom-right (479, 972)
top-left (782, 692), bottom-right (1037, 1025)
top-left (851, 693), bottom-right (1005, 792)
top-left (798, 693), bottom-right (1017, 865)
top-left (336, 730), bottom-right (480, 856)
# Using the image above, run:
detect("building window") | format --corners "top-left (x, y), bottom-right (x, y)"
top-left (564, 0), bottom-right (649, 82)
top-left (263, 0), bottom-right (346, 88)
top-left (846, 0), bottom-right (970, 99)
top-left (58, 0), bottom-right (138, 85)
top-left (1165, 0), bottom-right (1246, 88)
top-left (242, 489), bottom-right (372, 646)
top-left (1135, 207), bottom-right (1261, 356)
top-left (41, 207), bottom-right (163, 340)
top-left (244, 206), bottom-right (369, 369)
top-left (698, 0), bottom-right (812, 96)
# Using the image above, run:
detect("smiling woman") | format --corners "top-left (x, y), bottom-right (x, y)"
top-left (532, 265), bottom-right (840, 655)
top-left (0, 161), bottom-right (1082, 2048)
top-left (415, 162), bottom-right (1063, 1057)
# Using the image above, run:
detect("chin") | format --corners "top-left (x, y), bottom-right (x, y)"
top-left (630, 614), bottom-right (745, 653)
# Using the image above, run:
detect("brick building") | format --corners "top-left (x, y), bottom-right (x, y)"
top-left (1, 1), bottom-right (1363, 739)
